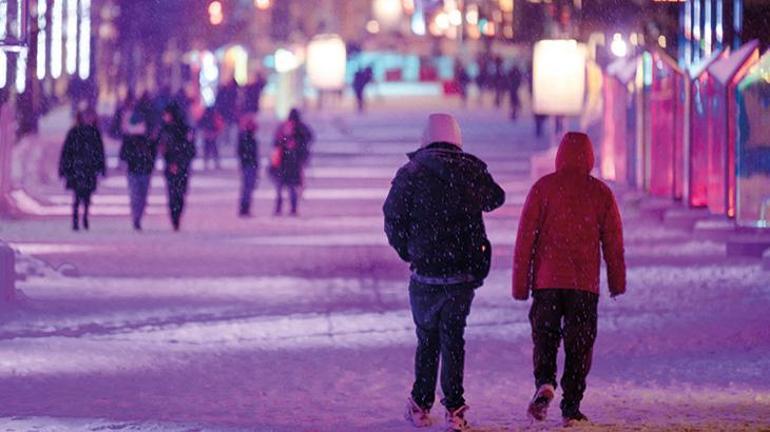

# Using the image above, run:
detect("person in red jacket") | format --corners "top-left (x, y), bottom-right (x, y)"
top-left (512, 132), bottom-right (626, 427)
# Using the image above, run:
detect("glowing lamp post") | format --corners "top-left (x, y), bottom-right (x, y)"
top-left (532, 39), bottom-right (587, 117)
top-left (306, 34), bottom-right (347, 90)
top-left (274, 48), bottom-right (302, 119)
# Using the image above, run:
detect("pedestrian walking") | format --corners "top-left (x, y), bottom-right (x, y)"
top-left (268, 114), bottom-right (309, 216)
top-left (215, 79), bottom-right (239, 148)
top-left (493, 57), bottom-right (506, 108)
top-left (352, 66), bottom-right (373, 113)
top-left (198, 106), bottom-right (223, 170)
top-left (158, 104), bottom-right (196, 231)
top-left (237, 115), bottom-right (259, 217)
top-left (383, 113), bottom-right (505, 431)
top-left (512, 132), bottom-right (626, 427)
top-left (454, 61), bottom-right (471, 108)
top-left (119, 118), bottom-right (156, 231)
top-left (508, 65), bottom-right (523, 120)
top-left (58, 110), bottom-right (106, 231)
top-left (242, 72), bottom-right (267, 115)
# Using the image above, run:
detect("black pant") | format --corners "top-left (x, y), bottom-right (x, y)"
top-left (274, 182), bottom-right (298, 215)
top-left (409, 281), bottom-right (475, 411)
top-left (529, 289), bottom-right (598, 415)
top-left (72, 189), bottom-right (92, 229)
top-left (166, 173), bottom-right (189, 228)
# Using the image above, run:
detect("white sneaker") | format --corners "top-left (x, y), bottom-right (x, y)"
top-left (445, 405), bottom-right (470, 432)
top-left (527, 384), bottom-right (555, 421)
top-left (404, 397), bottom-right (432, 428)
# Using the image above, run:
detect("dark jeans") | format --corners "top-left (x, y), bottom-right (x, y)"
top-left (274, 182), bottom-right (298, 215)
top-left (127, 173), bottom-right (151, 226)
top-left (409, 280), bottom-right (475, 411)
top-left (240, 167), bottom-right (257, 214)
top-left (165, 173), bottom-right (189, 228)
top-left (72, 189), bottom-right (92, 229)
top-left (529, 289), bottom-right (598, 415)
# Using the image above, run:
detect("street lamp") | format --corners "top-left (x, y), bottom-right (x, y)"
top-left (209, 1), bottom-right (224, 25)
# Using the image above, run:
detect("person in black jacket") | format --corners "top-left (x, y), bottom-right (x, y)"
top-left (237, 116), bottom-right (259, 217)
top-left (119, 118), bottom-right (156, 230)
top-left (158, 104), bottom-right (196, 231)
top-left (58, 110), bottom-right (106, 231)
top-left (383, 113), bottom-right (505, 431)
top-left (269, 119), bottom-right (308, 216)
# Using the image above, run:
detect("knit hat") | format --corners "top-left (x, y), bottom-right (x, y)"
top-left (421, 113), bottom-right (462, 148)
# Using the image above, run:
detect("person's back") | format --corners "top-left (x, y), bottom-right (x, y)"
top-left (384, 113), bottom-right (505, 432)
top-left (512, 132), bottom-right (625, 427)
top-left (514, 132), bottom-right (625, 295)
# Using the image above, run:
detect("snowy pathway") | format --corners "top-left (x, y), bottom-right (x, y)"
top-left (0, 105), bottom-right (768, 431)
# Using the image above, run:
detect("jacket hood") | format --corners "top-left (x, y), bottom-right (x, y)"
top-left (408, 143), bottom-right (484, 182)
top-left (555, 132), bottom-right (594, 174)
top-left (421, 113), bottom-right (462, 148)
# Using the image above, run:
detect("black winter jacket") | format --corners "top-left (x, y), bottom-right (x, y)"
top-left (383, 142), bottom-right (505, 283)
top-left (58, 125), bottom-right (106, 193)
top-left (120, 134), bottom-right (157, 175)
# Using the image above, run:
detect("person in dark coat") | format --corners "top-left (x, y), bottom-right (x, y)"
top-left (454, 61), bottom-right (471, 108)
top-left (215, 79), bottom-right (239, 148)
top-left (242, 72), bottom-right (267, 114)
top-left (119, 118), bottom-right (156, 231)
top-left (237, 115), bottom-right (259, 217)
top-left (158, 104), bottom-right (196, 231)
top-left (384, 113), bottom-right (505, 432)
top-left (508, 65), bottom-right (523, 120)
top-left (352, 66), bottom-right (373, 113)
top-left (58, 110), bottom-right (106, 231)
top-left (513, 132), bottom-right (626, 427)
top-left (269, 117), bottom-right (309, 216)
top-left (197, 106), bottom-right (223, 170)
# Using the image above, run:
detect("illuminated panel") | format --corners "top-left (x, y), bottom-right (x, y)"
top-left (533, 40), bottom-right (586, 116)
top-left (65, 0), bottom-right (77, 75)
top-left (51, 0), bottom-right (63, 78)
top-left (707, 40), bottom-right (759, 216)
top-left (306, 34), bottom-right (346, 90)
top-left (735, 51), bottom-right (770, 227)
top-left (78, 0), bottom-right (90, 79)
top-left (36, 0), bottom-right (47, 79)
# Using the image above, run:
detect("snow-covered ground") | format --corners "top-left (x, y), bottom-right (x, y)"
top-left (1, 101), bottom-right (768, 431)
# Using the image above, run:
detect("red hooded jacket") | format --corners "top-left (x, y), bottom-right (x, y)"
top-left (513, 133), bottom-right (626, 299)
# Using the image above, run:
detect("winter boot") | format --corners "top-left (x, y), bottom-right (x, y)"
top-left (527, 384), bottom-right (555, 421)
top-left (445, 405), bottom-right (470, 432)
top-left (562, 409), bottom-right (589, 427)
top-left (403, 397), bottom-right (431, 428)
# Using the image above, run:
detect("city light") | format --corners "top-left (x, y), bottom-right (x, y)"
top-left (15, 48), bottom-right (27, 93)
top-left (373, 0), bottom-right (403, 29)
top-left (533, 40), bottom-right (586, 115)
top-left (306, 34), bottom-right (347, 90)
top-left (51, 0), bottom-right (63, 78)
top-left (366, 20), bottom-right (380, 34)
top-left (274, 48), bottom-right (299, 73)
top-left (209, 1), bottom-right (224, 25)
top-left (0, 52), bottom-right (6, 89)
top-left (610, 33), bottom-right (628, 57)
top-left (65, 0), bottom-right (77, 75)
top-left (78, 0), bottom-right (91, 80)
top-left (254, 0), bottom-right (271, 10)
top-left (36, 0), bottom-right (47, 80)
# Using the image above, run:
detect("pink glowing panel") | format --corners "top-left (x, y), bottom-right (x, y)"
top-left (735, 50), bottom-right (770, 227)
top-left (648, 50), bottom-right (685, 198)
top-left (707, 40), bottom-right (760, 217)
top-left (687, 49), bottom-right (725, 207)
top-left (601, 57), bottom-right (637, 184)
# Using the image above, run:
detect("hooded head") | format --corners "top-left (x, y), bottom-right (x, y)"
top-left (555, 132), bottom-right (594, 174)
top-left (421, 113), bottom-right (462, 148)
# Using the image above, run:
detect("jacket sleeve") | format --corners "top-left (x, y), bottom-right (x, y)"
top-left (59, 131), bottom-right (73, 178)
top-left (95, 131), bottom-right (107, 176)
top-left (512, 183), bottom-right (543, 300)
top-left (383, 167), bottom-right (412, 262)
top-left (601, 192), bottom-right (626, 297)
top-left (480, 169), bottom-right (506, 212)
